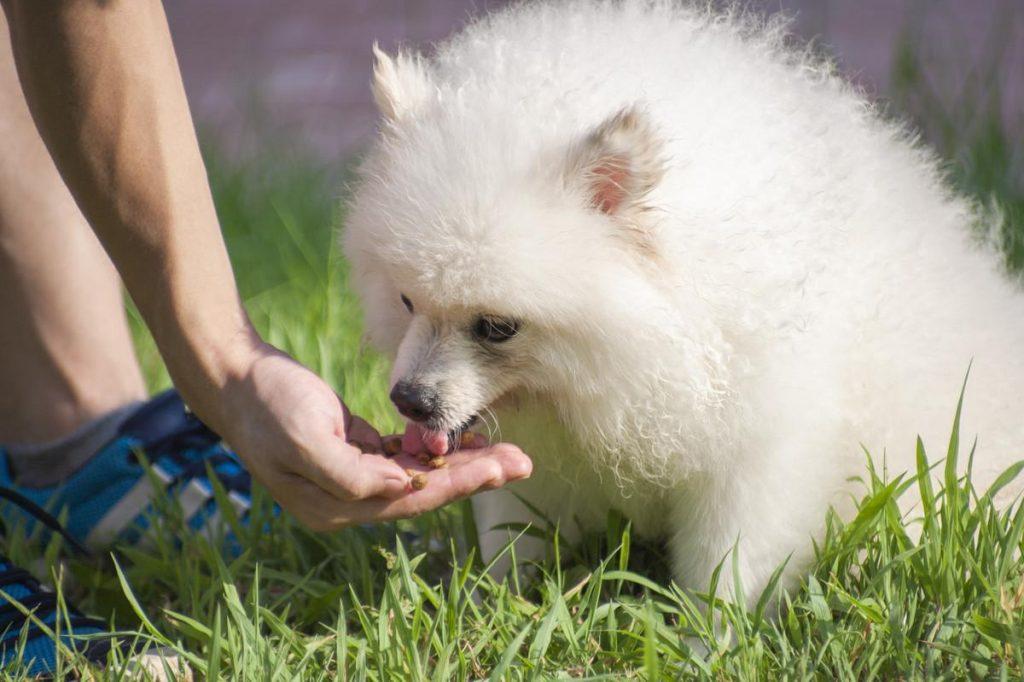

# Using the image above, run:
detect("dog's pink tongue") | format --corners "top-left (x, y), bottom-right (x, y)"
top-left (422, 430), bottom-right (449, 456)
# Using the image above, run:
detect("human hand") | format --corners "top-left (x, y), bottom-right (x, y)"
top-left (198, 342), bottom-right (532, 530)
top-left (367, 423), bottom-right (532, 519)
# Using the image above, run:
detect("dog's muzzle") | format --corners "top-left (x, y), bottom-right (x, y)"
top-left (389, 381), bottom-right (441, 423)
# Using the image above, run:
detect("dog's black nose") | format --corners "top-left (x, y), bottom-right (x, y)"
top-left (390, 381), bottom-right (439, 423)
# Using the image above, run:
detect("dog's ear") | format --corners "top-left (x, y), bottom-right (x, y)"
top-left (371, 43), bottom-right (431, 126)
top-left (568, 106), bottom-right (665, 218)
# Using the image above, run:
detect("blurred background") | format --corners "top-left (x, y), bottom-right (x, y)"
top-left (164, 0), bottom-right (1023, 162)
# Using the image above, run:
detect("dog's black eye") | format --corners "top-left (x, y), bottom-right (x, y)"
top-left (400, 294), bottom-right (414, 313)
top-left (472, 316), bottom-right (519, 343)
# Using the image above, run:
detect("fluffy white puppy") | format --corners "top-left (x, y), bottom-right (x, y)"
top-left (343, 0), bottom-right (1024, 602)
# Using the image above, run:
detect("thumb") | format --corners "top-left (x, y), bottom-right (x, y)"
top-left (307, 438), bottom-right (410, 501)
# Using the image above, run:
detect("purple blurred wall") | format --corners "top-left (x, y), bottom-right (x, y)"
top-left (164, 0), bottom-right (1023, 161)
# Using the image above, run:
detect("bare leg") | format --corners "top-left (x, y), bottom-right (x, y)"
top-left (0, 13), bottom-right (146, 445)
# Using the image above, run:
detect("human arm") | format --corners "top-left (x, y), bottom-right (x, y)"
top-left (0, 0), bottom-right (530, 527)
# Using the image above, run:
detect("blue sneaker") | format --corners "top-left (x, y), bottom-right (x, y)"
top-left (0, 554), bottom-right (112, 676)
top-left (0, 390), bottom-right (258, 551)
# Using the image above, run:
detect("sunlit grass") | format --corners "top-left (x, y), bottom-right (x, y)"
top-left (6, 373), bottom-right (1023, 678)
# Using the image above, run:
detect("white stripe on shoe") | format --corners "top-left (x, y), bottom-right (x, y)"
top-left (177, 479), bottom-right (214, 520)
top-left (85, 464), bottom-right (173, 549)
top-left (228, 491), bottom-right (251, 515)
top-left (196, 492), bottom-right (249, 544)
top-left (136, 478), bottom-right (215, 548)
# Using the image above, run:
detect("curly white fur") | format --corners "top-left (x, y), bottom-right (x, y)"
top-left (343, 0), bottom-right (1024, 602)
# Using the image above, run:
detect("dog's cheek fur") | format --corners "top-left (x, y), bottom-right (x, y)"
top-left (530, 288), bottom-right (732, 488)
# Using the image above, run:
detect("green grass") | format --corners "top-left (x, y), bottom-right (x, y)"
top-left (4, 12), bottom-right (1024, 680)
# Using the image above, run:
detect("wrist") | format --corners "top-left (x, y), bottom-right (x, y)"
top-left (144, 295), bottom-right (265, 430)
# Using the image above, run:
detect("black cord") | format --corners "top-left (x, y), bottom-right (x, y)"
top-left (0, 487), bottom-right (91, 557)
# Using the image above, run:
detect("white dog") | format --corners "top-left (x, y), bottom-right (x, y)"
top-left (343, 0), bottom-right (1024, 602)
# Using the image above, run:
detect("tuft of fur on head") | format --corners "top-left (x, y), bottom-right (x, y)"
top-left (370, 42), bottom-right (433, 129)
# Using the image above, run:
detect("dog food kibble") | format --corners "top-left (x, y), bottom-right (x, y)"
top-left (460, 431), bottom-right (476, 448)
top-left (428, 456), bottom-right (448, 469)
top-left (383, 439), bottom-right (402, 457)
top-left (404, 468), bottom-right (429, 490)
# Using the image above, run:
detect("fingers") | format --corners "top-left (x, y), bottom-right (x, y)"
top-left (327, 401), bottom-right (406, 496)
top-left (279, 442), bottom-right (532, 530)
top-left (275, 475), bottom-right (368, 532)
top-left (305, 441), bottom-right (410, 501)
top-left (339, 399), bottom-right (384, 453)
top-left (440, 443), bottom-right (533, 487)
top-left (346, 414), bottom-right (384, 453)
top-left (355, 443), bottom-right (533, 521)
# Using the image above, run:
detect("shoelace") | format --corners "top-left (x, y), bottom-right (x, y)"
top-left (0, 488), bottom-right (89, 556)
top-left (0, 488), bottom-right (108, 657)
